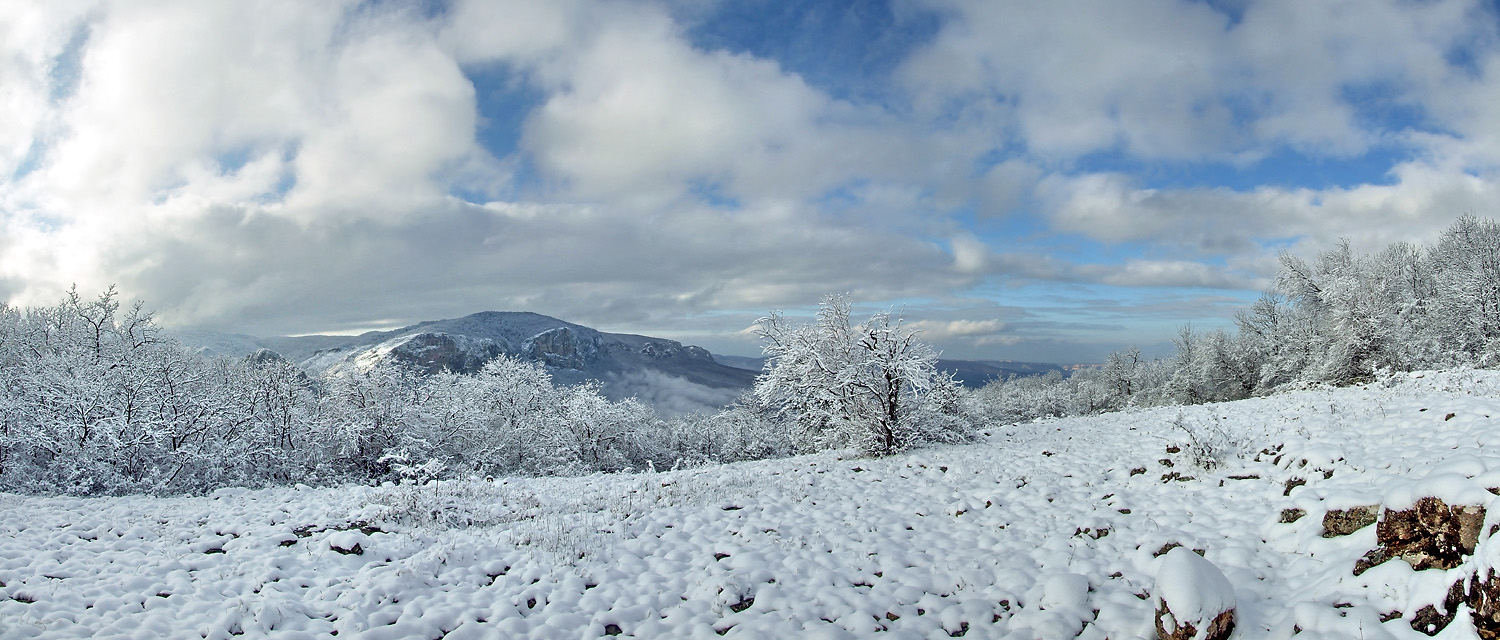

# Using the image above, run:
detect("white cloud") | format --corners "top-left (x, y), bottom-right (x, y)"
top-left (908, 318), bottom-right (1007, 341)
top-left (1081, 260), bottom-right (1262, 291)
top-left (510, 5), bottom-right (937, 209)
top-left (1035, 159), bottom-right (1500, 264)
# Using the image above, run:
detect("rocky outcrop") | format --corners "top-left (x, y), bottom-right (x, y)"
top-left (523, 327), bottom-right (600, 371)
top-left (386, 333), bottom-right (505, 375)
top-left (1332, 497), bottom-right (1489, 635)
top-left (1466, 568), bottom-right (1500, 638)
top-left (1358, 498), bottom-right (1486, 574)
top-left (638, 341), bottom-right (677, 358)
top-left (246, 348), bottom-right (290, 366)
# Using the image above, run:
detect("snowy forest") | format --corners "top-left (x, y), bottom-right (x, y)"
top-left (2, 215), bottom-right (1499, 497)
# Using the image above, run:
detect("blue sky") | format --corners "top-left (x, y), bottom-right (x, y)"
top-left (3, 0), bottom-right (1500, 363)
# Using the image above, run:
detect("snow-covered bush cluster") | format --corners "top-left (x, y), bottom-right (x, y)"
top-left (0, 288), bottom-right (811, 495)
top-left (972, 215), bottom-right (1500, 423)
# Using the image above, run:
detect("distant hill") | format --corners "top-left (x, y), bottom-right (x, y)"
top-left (711, 354), bottom-right (1064, 389)
top-left (710, 354), bottom-right (767, 373)
top-left (170, 312), bottom-right (757, 415)
top-left (935, 359), bottom-right (1068, 388)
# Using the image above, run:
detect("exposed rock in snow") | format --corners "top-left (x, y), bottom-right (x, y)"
top-left (388, 332), bottom-right (506, 374)
top-left (1466, 567), bottom-right (1500, 637)
top-left (326, 530), bottom-right (368, 556)
top-left (1368, 497), bottom-right (1485, 572)
top-left (246, 347), bottom-right (289, 366)
top-left (1405, 579), bottom-right (1467, 636)
top-left (1154, 547), bottom-right (1235, 640)
top-left (1321, 504), bottom-right (1379, 538)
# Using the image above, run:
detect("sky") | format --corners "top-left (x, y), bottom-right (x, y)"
top-left (3, 0), bottom-right (1500, 363)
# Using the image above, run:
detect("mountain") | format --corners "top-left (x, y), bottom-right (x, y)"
top-left (170, 312), bottom-right (758, 414)
top-left (711, 354), bottom-right (1065, 388)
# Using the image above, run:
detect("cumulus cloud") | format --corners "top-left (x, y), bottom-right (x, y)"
top-left (902, 0), bottom-right (1490, 162)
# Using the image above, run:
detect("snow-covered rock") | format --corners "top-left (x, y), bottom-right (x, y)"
top-left (1153, 547), bottom-right (1235, 640)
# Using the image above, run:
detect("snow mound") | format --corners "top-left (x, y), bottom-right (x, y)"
top-left (1154, 547), bottom-right (1235, 636)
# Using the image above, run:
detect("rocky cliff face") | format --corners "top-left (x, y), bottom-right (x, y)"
top-left (523, 327), bottom-right (599, 370)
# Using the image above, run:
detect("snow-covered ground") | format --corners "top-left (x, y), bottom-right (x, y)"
top-left (6, 370), bottom-right (1500, 639)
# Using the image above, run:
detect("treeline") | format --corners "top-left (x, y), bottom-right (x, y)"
top-left (0, 288), bottom-right (803, 495)
top-left (970, 215), bottom-right (1500, 423)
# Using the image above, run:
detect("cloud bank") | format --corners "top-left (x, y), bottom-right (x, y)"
top-left (3, 0), bottom-right (1499, 363)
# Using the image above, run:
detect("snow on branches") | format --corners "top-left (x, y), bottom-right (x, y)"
top-left (754, 294), bottom-right (968, 456)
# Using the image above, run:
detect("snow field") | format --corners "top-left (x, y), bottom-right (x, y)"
top-left (5, 370), bottom-right (1500, 638)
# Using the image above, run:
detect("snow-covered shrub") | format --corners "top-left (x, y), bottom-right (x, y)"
top-left (319, 364), bottom-right (426, 479)
top-left (1167, 411), bottom-right (1246, 471)
top-left (966, 370), bottom-right (1090, 424)
top-left (753, 294), bottom-right (968, 455)
top-left (365, 478), bottom-right (522, 528)
top-left (363, 452), bottom-right (514, 528)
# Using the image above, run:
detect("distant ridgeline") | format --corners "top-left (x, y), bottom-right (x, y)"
top-left (709, 354), bottom-right (1065, 389)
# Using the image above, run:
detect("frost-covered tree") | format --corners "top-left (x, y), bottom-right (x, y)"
top-left (1429, 215), bottom-right (1500, 364)
top-left (754, 294), bottom-right (959, 455)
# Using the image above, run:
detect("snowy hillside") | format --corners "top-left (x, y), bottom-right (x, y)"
top-left (7, 370), bottom-right (1500, 638)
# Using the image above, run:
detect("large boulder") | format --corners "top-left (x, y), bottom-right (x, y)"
top-left (1154, 547), bottom-right (1236, 640)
